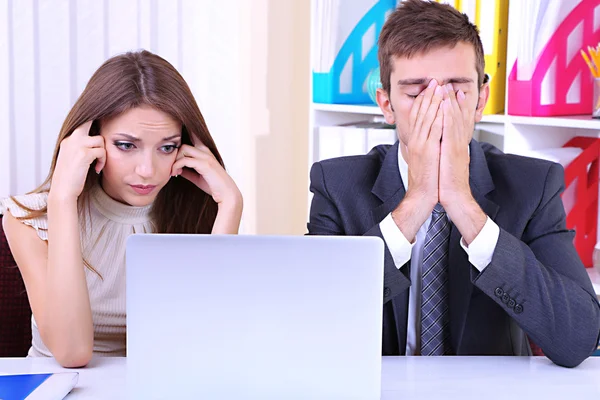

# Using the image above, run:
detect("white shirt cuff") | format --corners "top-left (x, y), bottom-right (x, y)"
top-left (460, 217), bottom-right (500, 272)
top-left (379, 213), bottom-right (414, 269)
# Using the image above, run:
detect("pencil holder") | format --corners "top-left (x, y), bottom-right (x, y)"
top-left (594, 78), bottom-right (600, 119)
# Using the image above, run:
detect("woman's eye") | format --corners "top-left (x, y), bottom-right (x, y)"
top-left (115, 142), bottom-right (135, 151)
top-left (407, 94), bottom-right (418, 99)
top-left (161, 145), bottom-right (178, 154)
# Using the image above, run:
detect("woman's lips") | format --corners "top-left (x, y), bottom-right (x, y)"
top-left (130, 185), bottom-right (156, 195)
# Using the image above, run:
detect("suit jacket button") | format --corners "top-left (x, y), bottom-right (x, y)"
top-left (384, 287), bottom-right (391, 297)
top-left (507, 298), bottom-right (516, 309)
top-left (502, 293), bottom-right (510, 304)
top-left (494, 287), bottom-right (504, 298)
top-left (514, 304), bottom-right (523, 314)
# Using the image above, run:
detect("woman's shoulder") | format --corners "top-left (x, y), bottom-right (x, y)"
top-left (0, 192), bottom-right (49, 241)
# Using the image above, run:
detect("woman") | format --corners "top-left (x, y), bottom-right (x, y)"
top-left (0, 50), bottom-right (243, 367)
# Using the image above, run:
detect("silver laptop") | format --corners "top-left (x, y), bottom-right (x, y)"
top-left (126, 235), bottom-right (384, 399)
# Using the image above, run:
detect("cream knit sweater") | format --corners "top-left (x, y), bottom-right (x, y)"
top-left (0, 184), bottom-right (153, 357)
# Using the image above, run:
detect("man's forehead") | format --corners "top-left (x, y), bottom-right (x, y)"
top-left (396, 77), bottom-right (474, 86)
top-left (391, 43), bottom-right (476, 67)
top-left (390, 51), bottom-right (478, 83)
top-left (390, 41), bottom-right (477, 61)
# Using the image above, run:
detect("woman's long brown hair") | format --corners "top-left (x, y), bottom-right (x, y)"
top-left (16, 50), bottom-right (221, 234)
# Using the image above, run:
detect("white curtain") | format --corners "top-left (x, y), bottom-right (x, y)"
top-left (0, 0), bottom-right (268, 232)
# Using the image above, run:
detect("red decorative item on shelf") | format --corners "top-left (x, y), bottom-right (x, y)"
top-left (562, 137), bottom-right (600, 267)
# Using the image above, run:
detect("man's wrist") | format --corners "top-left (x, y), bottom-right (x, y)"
top-left (392, 192), bottom-right (434, 242)
top-left (445, 194), bottom-right (486, 245)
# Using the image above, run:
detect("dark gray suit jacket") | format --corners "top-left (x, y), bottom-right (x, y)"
top-left (308, 140), bottom-right (600, 367)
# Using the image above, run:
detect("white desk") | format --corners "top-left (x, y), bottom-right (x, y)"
top-left (1, 356), bottom-right (598, 399)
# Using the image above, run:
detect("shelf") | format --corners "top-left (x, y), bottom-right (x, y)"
top-left (312, 103), bottom-right (506, 122)
top-left (312, 103), bottom-right (600, 131)
top-left (480, 114), bottom-right (507, 124)
top-left (507, 115), bottom-right (600, 130)
top-left (312, 103), bottom-right (382, 115)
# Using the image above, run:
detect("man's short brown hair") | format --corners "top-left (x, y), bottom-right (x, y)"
top-left (378, 0), bottom-right (485, 94)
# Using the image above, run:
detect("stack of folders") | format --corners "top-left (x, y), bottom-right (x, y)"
top-left (316, 121), bottom-right (397, 162)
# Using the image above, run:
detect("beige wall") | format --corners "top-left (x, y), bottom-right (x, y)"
top-left (251, 0), bottom-right (310, 235)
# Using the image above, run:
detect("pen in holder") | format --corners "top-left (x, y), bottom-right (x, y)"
top-left (594, 78), bottom-right (600, 119)
top-left (580, 44), bottom-right (599, 118)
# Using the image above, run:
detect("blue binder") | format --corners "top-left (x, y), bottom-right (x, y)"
top-left (313, 0), bottom-right (396, 104)
top-left (0, 372), bottom-right (78, 400)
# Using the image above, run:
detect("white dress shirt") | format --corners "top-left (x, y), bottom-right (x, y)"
top-left (379, 145), bottom-right (500, 355)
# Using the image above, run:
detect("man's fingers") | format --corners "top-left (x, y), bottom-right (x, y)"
top-left (445, 84), bottom-right (462, 119)
top-left (408, 93), bottom-right (425, 133)
top-left (442, 98), bottom-right (454, 134)
top-left (430, 103), bottom-right (444, 142)
top-left (419, 85), bottom-right (444, 141)
top-left (413, 79), bottom-right (439, 136)
top-left (457, 89), bottom-right (471, 124)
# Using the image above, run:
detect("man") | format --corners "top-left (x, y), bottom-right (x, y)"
top-left (307, 0), bottom-right (600, 367)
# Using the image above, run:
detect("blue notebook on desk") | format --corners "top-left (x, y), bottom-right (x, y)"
top-left (0, 372), bottom-right (78, 400)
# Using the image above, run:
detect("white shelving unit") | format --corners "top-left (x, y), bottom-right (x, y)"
top-left (312, 103), bottom-right (383, 115)
top-left (307, 2), bottom-right (600, 275)
top-left (310, 102), bottom-right (600, 153)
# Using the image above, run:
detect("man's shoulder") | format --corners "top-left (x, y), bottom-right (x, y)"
top-left (479, 142), bottom-right (563, 196)
top-left (315, 144), bottom-right (391, 177)
top-left (480, 142), bottom-right (559, 176)
top-left (310, 144), bottom-right (394, 197)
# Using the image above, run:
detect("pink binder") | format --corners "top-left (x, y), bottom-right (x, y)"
top-left (507, 0), bottom-right (600, 116)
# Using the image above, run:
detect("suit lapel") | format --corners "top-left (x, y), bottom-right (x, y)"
top-left (368, 142), bottom-right (411, 354)
top-left (369, 141), bottom-right (406, 225)
top-left (449, 140), bottom-right (500, 352)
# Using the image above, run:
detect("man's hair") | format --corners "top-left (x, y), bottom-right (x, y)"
top-left (378, 0), bottom-right (485, 94)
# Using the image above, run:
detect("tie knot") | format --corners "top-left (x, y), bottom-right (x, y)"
top-left (433, 203), bottom-right (445, 215)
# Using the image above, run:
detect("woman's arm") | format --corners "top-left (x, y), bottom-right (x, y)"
top-left (211, 197), bottom-right (243, 234)
top-left (46, 193), bottom-right (94, 366)
top-left (3, 121), bottom-right (106, 367)
top-left (171, 143), bottom-right (243, 234)
top-left (3, 201), bottom-right (93, 368)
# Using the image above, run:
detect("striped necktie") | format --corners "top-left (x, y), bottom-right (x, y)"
top-left (420, 203), bottom-right (452, 356)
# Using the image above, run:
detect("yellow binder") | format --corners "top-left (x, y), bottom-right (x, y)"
top-left (435, 0), bottom-right (509, 115)
top-left (476, 0), bottom-right (509, 115)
